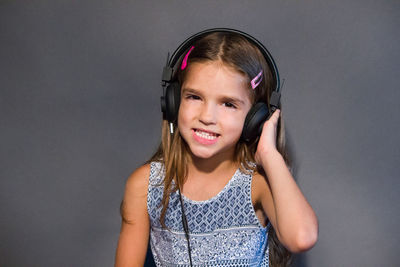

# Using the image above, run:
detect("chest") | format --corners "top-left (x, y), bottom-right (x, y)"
top-left (181, 174), bottom-right (233, 201)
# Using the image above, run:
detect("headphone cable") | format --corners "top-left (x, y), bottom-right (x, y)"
top-left (178, 188), bottom-right (193, 267)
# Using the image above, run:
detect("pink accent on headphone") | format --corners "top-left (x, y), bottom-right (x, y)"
top-left (180, 46), bottom-right (195, 70)
top-left (251, 70), bottom-right (263, 89)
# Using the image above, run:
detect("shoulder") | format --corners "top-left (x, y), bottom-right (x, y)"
top-left (124, 163), bottom-right (151, 197)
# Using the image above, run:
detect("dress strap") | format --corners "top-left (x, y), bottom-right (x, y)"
top-left (149, 161), bottom-right (165, 186)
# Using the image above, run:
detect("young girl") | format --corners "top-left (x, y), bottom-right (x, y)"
top-left (115, 29), bottom-right (318, 267)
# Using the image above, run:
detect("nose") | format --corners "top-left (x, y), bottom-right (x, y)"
top-left (199, 102), bottom-right (217, 125)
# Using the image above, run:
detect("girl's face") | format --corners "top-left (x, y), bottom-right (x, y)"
top-left (178, 61), bottom-right (252, 161)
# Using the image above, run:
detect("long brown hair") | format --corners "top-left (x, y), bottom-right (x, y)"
top-left (148, 32), bottom-right (292, 266)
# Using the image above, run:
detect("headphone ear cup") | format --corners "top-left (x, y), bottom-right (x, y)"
top-left (163, 82), bottom-right (181, 123)
top-left (241, 102), bottom-right (270, 143)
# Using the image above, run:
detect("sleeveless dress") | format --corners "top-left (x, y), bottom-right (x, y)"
top-left (147, 161), bottom-right (271, 267)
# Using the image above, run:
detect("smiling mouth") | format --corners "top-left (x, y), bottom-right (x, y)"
top-left (193, 129), bottom-right (219, 140)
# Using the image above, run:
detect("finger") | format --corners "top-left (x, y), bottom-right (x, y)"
top-left (268, 109), bottom-right (280, 123)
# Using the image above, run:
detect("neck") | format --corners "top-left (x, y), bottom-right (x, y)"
top-left (188, 149), bottom-right (238, 176)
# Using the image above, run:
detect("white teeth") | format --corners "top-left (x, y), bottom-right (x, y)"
top-left (195, 130), bottom-right (217, 140)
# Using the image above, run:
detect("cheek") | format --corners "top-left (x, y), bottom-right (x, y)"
top-left (177, 109), bottom-right (185, 129)
top-left (178, 101), bottom-right (187, 116)
top-left (223, 112), bottom-right (247, 134)
top-left (178, 100), bottom-right (201, 122)
top-left (177, 103), bottom-right (192, 130)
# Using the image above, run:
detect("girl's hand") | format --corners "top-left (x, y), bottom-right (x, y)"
top-left (254, 109), bottom-right (280, 165)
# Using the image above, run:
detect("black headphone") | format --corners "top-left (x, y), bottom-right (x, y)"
top-left (161, 28), bottom-right (281, 143)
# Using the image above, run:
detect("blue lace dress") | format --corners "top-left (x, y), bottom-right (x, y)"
top-left (147, 162), bottom-right (271, 266)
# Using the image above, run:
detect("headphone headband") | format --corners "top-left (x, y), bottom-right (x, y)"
top-left (163, 28), bottom-right (280, 93)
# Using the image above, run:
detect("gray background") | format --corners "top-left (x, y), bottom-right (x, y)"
top-left (1, 0), bottom-right (399, 266)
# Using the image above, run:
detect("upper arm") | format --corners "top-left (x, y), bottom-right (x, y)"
top-left (253, 170), bottom-right (319, 253)
top-left (115, 164), bottom-right (151, 267)
top-left (252, 172), bottom-right (282, 240)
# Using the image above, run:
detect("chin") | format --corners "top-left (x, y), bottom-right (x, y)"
top-left (188, 145), bottom-right (218, 160)
top-left (188, 142), bottom-right (237, 161)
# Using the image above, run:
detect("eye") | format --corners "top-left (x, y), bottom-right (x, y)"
top-left (223, 102), bottom-right (237, 109)
top-left (186, 94), bottom-right (201, 100)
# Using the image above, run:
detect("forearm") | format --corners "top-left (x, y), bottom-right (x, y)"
top-left (260, 149), bottom-right (318, 252)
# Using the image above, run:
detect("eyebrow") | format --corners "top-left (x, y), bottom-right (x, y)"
top-left (220, 96), bottom-right (246, 105)
top-left (181, 88), bottom-right (200, 95)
